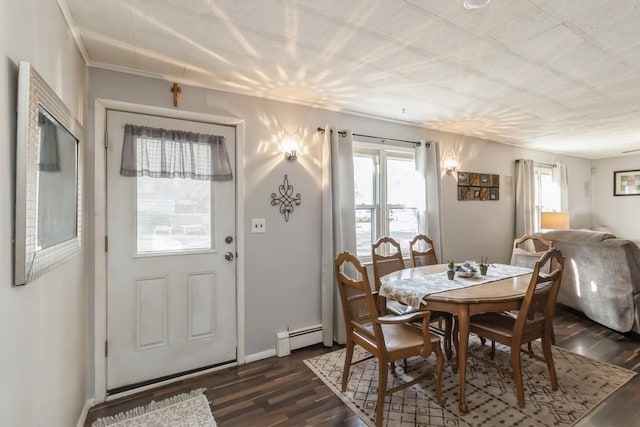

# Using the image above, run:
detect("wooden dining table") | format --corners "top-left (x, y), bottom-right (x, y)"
top-left (379, 263), bottom-right (533, 413)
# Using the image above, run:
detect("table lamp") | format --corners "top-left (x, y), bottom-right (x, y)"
top-left (540, 211), bottom-right (570, 230)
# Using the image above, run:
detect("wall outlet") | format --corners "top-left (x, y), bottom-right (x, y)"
top-left (251, 218), bottom-right (266, 233)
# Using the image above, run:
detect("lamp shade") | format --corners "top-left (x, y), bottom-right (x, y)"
top-left (540, 211), bottom-right (570, 230)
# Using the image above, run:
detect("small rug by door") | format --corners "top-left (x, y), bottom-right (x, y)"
top-left (304, 338), bottom-right (635, 426)
top-left (92, 389), bottom-right (216, 427)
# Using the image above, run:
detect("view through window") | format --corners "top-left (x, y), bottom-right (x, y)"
top-left (534, 165), bottom-right (561, 231)
top-left (136, 176), bottom-right (212, 254)
top-left (354, 144), bottom-right (420, 260)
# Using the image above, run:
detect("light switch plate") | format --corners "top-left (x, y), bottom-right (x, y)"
top-left (251, 218), bottom-right (266, 233)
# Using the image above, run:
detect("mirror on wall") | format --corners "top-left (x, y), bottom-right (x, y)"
top-left (14, 62), bottom-right (83, 286)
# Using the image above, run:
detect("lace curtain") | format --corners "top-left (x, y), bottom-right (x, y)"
top-left (120, 124), bottom-right (233, 181)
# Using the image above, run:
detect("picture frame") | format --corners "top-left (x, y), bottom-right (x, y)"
top-left (613, 170), bottom-right (640, 196)
top-left (456, 171), bottom-right (500, 201)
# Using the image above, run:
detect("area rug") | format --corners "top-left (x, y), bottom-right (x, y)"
top-left (92, 389), bottom-right (216, 427)
top-left (304, 338), bottom-right (635, 426)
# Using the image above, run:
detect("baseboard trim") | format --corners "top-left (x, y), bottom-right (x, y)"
top-left (245, 349), bottom-right (276, 363)
top-left (76, 398), bottom-right (95, 427)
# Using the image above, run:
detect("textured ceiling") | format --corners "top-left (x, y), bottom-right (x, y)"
top-left (62, 0), bottom-right (640, 159)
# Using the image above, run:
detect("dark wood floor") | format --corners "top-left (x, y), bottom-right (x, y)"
top-left (85, 307), bottom-right (640, 427)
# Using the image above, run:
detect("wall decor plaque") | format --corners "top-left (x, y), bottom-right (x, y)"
top-left (457, 171), bottom-right (499, 201)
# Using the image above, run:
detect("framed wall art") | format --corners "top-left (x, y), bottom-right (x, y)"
top-left (614, 170), bottom-right (640, 196)
top-left (457, 171), bottom-right (499, 201)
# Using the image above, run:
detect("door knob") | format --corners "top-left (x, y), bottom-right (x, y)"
top-left (224, 252), bottom-right (235, 261)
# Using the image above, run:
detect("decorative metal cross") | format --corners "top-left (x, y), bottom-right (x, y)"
top-left (270, 174), bottom-right (302, 222)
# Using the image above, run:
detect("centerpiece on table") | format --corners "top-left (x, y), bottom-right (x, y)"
top-left (447, 260), bottom-right (455, 280)
top-left (479, 256), bottom-right (492, 275)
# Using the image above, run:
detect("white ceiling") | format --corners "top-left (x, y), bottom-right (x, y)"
top-left (62, 0), bottom-right (640, 159)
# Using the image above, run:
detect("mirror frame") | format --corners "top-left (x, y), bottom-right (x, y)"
top-left (14, 61), bottom-right (83, 286)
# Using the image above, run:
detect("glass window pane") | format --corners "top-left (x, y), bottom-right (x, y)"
top-left (355, 209), bottom-right (374, 258)
top-left (540, 173), bottom-right (559, 211)
top-left (388, 208), bottom-right (417, 257)
top-left (137, 177), bottom-right (211, 254)
top-left (354, 155), bottom-right (375, 205)
top-left (534, 166), bottom-right (561, 231)
top-left (387, 157), bottom-right (420, 206)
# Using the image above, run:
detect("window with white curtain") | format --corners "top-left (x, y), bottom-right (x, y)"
top-left (353, 143), bottom-right (419, 260)
top-left (534, 164), bottom-right (561, 231)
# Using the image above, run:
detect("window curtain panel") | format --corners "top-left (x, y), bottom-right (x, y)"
top-left (415, 141), bottom-right (443, 261)
top-left (320, 126), bottom-right (356, 346)
top-left (120, 124), bottom-right (232, 181)
top-left (553, 162), bottom-right (569, 211)
top-left (515, 159), bottom-right (535, 247)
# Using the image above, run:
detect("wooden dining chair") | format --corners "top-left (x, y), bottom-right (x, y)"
top-left (371, 236), bottom-right (407, 315)
top-left (510, 234), bottom-right (553, 270)
top-left (372, 236), bottom-right (454, 363)
top-left (335, 251), bottom-right (445, 426)
top-left (509, 234), bottom-right (555, 347)
top-left (468, 247), bottom-right (565, 408)
top-left (409, 234), bottom-right (438, 267)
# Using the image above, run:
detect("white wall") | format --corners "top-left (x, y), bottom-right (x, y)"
top-left (88, 68), bottom-right (593, 358)
top-left (592, 154), bottom-right (640, 240)
top-left (0, 1), bottom-right (89, 426)
top-left (437, 132), bottom-right (593, 264)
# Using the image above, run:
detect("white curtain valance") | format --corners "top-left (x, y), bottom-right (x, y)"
top-left (120, 124), bottom-right (233, 181)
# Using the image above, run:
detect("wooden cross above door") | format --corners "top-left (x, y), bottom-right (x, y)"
top-left (170, 82), bottom-right (181, 107)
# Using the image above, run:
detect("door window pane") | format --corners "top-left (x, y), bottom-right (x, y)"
top-left (137, 177), bottom-right (211, 254)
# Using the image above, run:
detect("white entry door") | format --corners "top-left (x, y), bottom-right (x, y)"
top-left (106, 110), bottom-right (237, 391)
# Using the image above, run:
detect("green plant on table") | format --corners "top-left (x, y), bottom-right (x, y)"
top-left (448, 259), bottom-right (455, 270)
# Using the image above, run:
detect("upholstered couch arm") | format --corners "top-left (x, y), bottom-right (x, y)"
top-left (536, 229), bottom-right (640, 333)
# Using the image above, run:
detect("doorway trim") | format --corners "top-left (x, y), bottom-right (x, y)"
top-left (93, 98), bottom-right (245, 402)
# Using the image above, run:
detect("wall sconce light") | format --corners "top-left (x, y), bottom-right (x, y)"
top-left (444, 159), bottom-right (458, 175)
top-left (282, 137), bottom-right (298, 162)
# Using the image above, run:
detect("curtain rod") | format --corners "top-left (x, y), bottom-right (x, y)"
top-left (316, 127), bottom-right (427, 147)
top-left (517, 159), bottom-right (557, 168)
top-left (535, 162), bottom-right (557, 168)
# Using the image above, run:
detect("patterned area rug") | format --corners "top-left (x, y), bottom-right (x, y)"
top-left (304, 338), bottom-right (635, 426)
top-left (92, 389), bottom-right (216, 427)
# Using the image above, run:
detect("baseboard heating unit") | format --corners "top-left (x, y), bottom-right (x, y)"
top-left (276, 324), bottom-right (323, 357)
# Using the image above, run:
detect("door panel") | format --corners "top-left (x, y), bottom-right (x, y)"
top-left (106, 110), bottom-right (236, 390)
top-left (188, 272), bottom-right (217, 339)
top-left (136, 277), bottom-right (168, 349)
